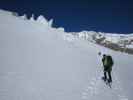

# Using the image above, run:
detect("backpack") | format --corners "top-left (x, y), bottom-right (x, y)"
top-left (106, 55), bottom-right (114, 66)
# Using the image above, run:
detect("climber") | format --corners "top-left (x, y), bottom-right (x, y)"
top-left (102, 54), bottom-right (114, 83)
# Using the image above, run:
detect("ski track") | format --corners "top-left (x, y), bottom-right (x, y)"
top-left (81, 71), bottom-right (128, 100)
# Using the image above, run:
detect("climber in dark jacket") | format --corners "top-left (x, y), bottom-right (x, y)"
top-left (102, 54), bottom-right (114, 83)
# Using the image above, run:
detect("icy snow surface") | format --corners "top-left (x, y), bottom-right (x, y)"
top-left (0, 9), bottom-right (133, 100)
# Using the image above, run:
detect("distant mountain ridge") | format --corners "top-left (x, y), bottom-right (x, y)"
top-left (69, 31), bottom-right (133, 54)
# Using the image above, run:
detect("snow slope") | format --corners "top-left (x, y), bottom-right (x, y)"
top-left (0, 9), bottom-right (133, 100)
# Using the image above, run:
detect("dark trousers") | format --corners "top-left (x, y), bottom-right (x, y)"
top-left (104, 71), bottom-right (112, 82)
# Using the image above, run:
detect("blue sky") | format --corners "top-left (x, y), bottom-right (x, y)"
top-left (0, 0), bottom-right (133, 33)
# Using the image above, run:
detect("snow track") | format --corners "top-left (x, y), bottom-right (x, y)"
top-left (81, 70), bottom-right (129, 100)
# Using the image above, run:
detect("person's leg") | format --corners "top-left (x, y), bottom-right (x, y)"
top-left (108, 71), bottom-right (112, 82)
top-left (104, 71), bottom-right (107, 81)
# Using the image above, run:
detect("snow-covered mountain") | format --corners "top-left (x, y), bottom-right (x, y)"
top-left (0, 9), bottom-right (133, 100)
top-left (69, 31), bottom-right (133, 54)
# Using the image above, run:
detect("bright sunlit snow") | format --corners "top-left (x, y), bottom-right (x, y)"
top-left (0, 9), bottom-right (133, 100)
